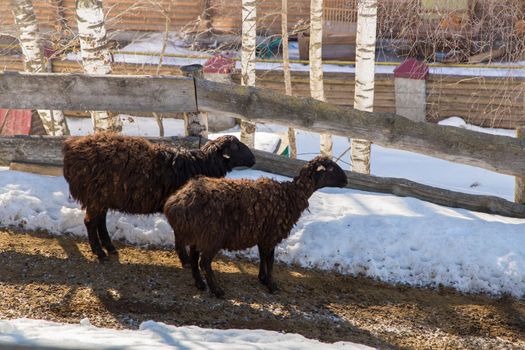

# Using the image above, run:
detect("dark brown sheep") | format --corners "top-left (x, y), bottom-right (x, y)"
top-left (163, 156), bottom-right (348, 297)
top-left (63, 133), bottom-right (255, 262)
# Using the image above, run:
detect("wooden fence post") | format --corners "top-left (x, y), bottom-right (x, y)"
top-left (181, 64), bottom-right (208, 138)
top-left (515, 125), bottom-right (525, 204)
top-left (203, 55), bottom-right (236, 131)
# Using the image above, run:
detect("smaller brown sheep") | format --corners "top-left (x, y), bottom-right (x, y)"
top-left (163, 156), bottom-right (348, 297)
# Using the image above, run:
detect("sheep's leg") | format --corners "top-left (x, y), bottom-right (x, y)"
top-left (190, 246), bottom-right (206, 291)
top-left (257, 245), bottom-right (268, 284)
top-left (97, 210), bottom-right (118, 256)
top-left (84, 210), bottom-right (107, 261)
top-left (175, 240), bottom-right (190, 267)
top-left (264, 248), bottom-right (279, 293)
top-left (199, 252), bottom-right (224, 298)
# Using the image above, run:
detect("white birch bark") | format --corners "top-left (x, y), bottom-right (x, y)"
top-left (240, 0), bottom-right (257, 148)
top-left (309, 0), bottom-right (332, 157)
top-left (282, 0), bottom-right (297, 158)
top-left (351, 0), bottom-right (377, 174)
top-left (76, 0), bottom-right (122, 133)
top-left (11, 0), bottom-right (70, 136)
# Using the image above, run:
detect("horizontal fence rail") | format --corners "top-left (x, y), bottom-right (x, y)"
top-left (1, 71), bottom-right (525, 178)
top-left (0, 72), bottom-right (197, 113)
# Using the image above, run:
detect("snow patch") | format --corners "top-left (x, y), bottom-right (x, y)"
top-left (0, 318), bottom-right (368, 350)
top-left (0, 167), bottom-right (524, 297)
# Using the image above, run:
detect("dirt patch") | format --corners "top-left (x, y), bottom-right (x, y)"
top-left (0, 229), bottom-right (523, 349)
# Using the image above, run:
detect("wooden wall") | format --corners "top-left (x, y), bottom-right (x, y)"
top-left (0, 0), bottom-right (204, 33)
top-left (0, 0), bottom-right (359, 35)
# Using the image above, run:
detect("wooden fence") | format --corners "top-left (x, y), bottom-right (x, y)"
top-left (237, 70), bottom-right (525, 128)
top-left (1, 71), bottom-right (524, 177)
top-left (1, 71), bottom-right (525, 218)
top-left (2, 55), bottom-right (523, 128)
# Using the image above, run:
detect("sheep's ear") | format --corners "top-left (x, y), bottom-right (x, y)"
top-left (316, 165), bottom-right (326, 172)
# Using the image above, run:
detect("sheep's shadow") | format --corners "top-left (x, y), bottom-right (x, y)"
top-left (1, 230), bottom-right (524, 349)
top-left (0, 233), bottom-right (397, 349)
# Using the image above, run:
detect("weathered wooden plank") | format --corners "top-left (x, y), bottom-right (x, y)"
top-left (2, 72), bottom-right (525, 177)
top-left (0, 135), bottom-right (202, 166)
top-left (0, 72), bottom-right (197, 113)
top-left (251, 150), bottom-right (525, 219)
top-left (195, 78), bottom-right (525, 177)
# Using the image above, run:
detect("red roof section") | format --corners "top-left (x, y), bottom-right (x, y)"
top-left (393, 59), bottom-right (429, 80)
top-left (0, 109), bottom-right (32, 135)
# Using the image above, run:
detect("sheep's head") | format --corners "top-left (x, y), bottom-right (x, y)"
top-left (203, 135), bottom-right (256, 169)
top-left (300, 156), bottom-right (347, 190)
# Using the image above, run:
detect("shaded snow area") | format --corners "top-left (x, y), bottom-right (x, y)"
top-left (0, 319), bottom-right (367, 350)
top-left (0, 165), bottom-right (524, 297)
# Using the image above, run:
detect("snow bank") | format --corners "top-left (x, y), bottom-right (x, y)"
top-left (438, 117), bottom-right (516, 137)
top-left (0, 167), bottom-right (524, 297)
top-left (0, 318), bottom-right (368, 350)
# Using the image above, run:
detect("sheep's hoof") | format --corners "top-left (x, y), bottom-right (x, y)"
top-left (97, 254), bottom-right (109, 263)
top-left (267, 282), bottom-right (279, 294)
top-left (195, 280), bottom-right (207, 291)
top-left (107, 248), bottom-right (119, 256)
top-left (258, 273), bottom-right (267, 285)
top-left (211, 288), bottom-right (225, 298)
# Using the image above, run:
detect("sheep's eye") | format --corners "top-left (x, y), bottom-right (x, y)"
top-left (230, 143), bottom-right (239, 151)
top-left (328, 167), bottom-right (334, 172)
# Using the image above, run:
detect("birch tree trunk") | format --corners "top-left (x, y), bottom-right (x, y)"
top-left (76, 0), bottom-right (122, 133)
top-left (309, 0), bottom-right (332, 157)
top-left (11, 0), bottom-right (70, 136)
top-left (515, 125), bottom-right (525, 203)
top-left (282, 0), bottom-right (297, 158)
top-left (351, 0), bottom-right (377, 174)
top-left (239, 0), bottom-right (257, 148)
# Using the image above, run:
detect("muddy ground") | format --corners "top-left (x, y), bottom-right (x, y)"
top-left (0, 229), bottom-right (523, 349)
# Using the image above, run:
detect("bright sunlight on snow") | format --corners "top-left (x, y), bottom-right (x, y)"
top-left (0, 165), bottom-right (524, 297)
top-left (0, 318), bottom-right (369, 350)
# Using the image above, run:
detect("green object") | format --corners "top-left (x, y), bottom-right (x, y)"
top-left (280, 145), bottom-right (290, 157)
top-left (257, 37), bottom-right (282, 59)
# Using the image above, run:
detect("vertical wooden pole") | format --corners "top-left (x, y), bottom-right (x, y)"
top-left (181, 64), bottom-right (208, 138)
top-left (515, 125), bottom-right (525, 204)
